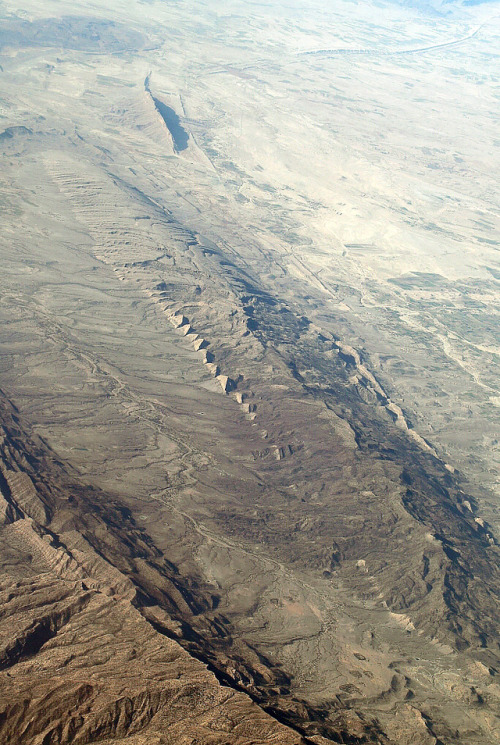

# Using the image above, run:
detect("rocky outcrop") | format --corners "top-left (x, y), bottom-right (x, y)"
top-left (12, 145), bottom-right (497, 745)
top-left (164, 308), bottom-right (240, 394)
top-left (0, 396), bottom-right (307, 745)
top-left (217, 374), bottom-right (236, 393)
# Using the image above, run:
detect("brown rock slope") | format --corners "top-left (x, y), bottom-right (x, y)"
top-left (0, 141), bottom-right (499, 744)
top-left (0, 394), bottom-right (308, 745)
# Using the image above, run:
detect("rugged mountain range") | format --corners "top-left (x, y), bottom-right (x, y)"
top-left (0, 0), bottom-right (498, 742)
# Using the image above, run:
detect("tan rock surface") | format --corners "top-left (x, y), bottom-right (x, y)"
top-left (0, 0), bottom-right (498, 743)
top-left (0, 399), bottom-right (307, 745)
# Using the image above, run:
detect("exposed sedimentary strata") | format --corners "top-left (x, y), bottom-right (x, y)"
top-left (194, 337), bottom-right (209, 351)
top-left (169, 313), bottom-right (188, 329)
top-left (164, 306), bottom-right (240, 393)
top-left (216, 374), bottom-right (236, 394)
top-left (206, 362), bottom-right (221, 376)
top-left (1, 160), bottom-right (498, 742)
top-left (0, 398), bottom-right (307, 745)
top-left (330, 337), bottom-right (439, 457)
top-left (0, 13), bottom-right (498, 742)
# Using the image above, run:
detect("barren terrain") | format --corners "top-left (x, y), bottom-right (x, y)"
top-left (0, 0), bottom-right (499, 743)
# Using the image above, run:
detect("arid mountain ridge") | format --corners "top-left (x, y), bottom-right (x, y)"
top-left (0, 142), bottom-right (498, 740)
top-left (0, 0), bottom-right (499, 742)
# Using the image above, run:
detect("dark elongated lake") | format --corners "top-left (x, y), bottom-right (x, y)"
top-left (152, 97), bottom-right (189, 152)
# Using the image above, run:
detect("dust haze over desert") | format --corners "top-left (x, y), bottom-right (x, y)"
top-left (0, 0), bottom-right (499, 743)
